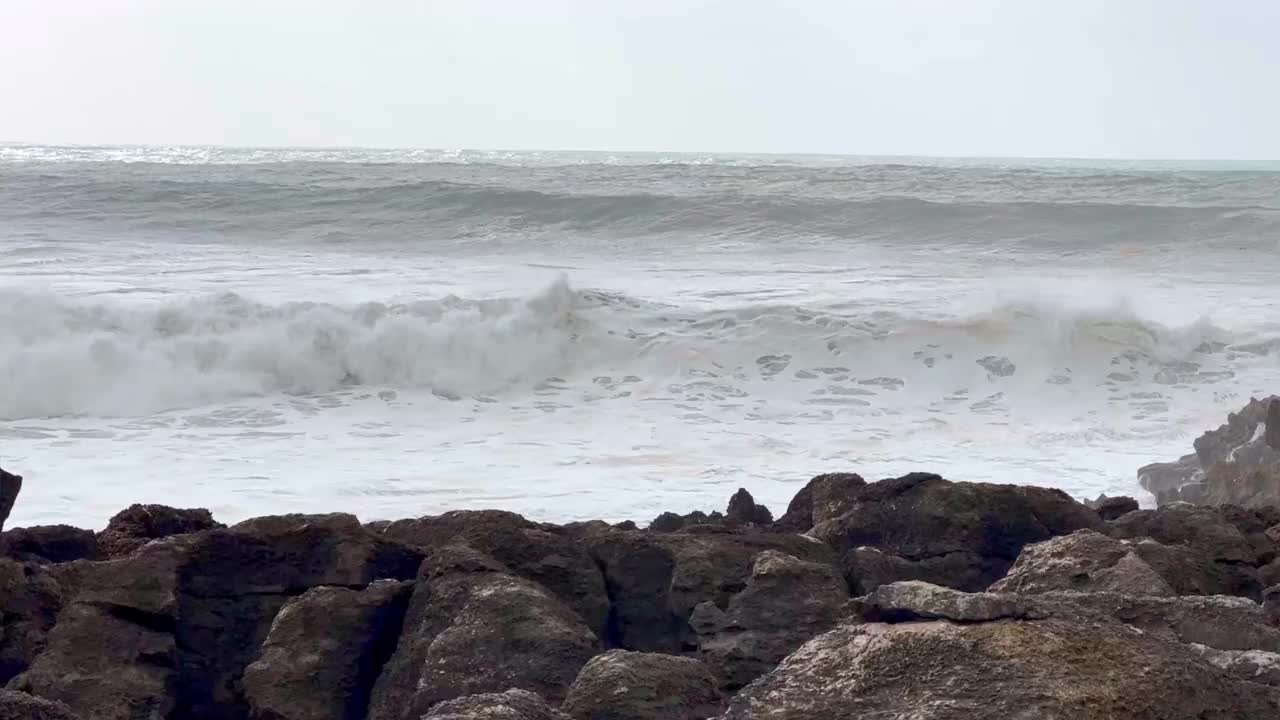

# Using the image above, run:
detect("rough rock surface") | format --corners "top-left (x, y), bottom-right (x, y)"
top-left (1190, 644), bottom-right (1280, 687)
top-left (724, 488), bottom-right (772, 526)
top-left (851, 580), bottom-right (1040, 622)
top-left (773, 472), bottom-right (866, 532)
top-left (367, 544), bottom-right (600, 720)
top-left (990, 529), bottom-right (1176, 596)
top-left (1090, 495), bottom-right (1139, 521)
top-left (562, 650), bottom-right (724, 720)
top-left (0, 690), bottom-right (81, 720)
top-left (421, 690), bottom-right (571, 720)
top-left (690, 550), bottom-right (846, 689)
top-left (243, 580), bottom-right (411, 720)
top-left (0, 526), bottom-right (97, 564)
top-left (96, 504), bottom-right (223, 559)
top-left (0, 466), bottom-right (21, 532)
top-left (0, 559), bottom-right (63, 683)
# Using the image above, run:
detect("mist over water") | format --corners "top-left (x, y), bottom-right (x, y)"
top-left (3, 146), bottom-right (1279, 527)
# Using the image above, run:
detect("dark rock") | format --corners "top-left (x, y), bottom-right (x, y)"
top-left (0, 466), bottom-right (20, 532)
top-left (1190, 644), bottom-right (1280, 687)
top-left (243, 580), bottom-right (412, 720)
top-left (850, 580), bottom-right (1041, 623)
top-left (989, 529), bottom-right (1175, 596)
top-left (1106, 503), bottom-right (1258, 563)
top-left (0, 690), bottom-right (81, 720)
top-left (0, 525), bottom-right (96, 564)
top-left (647, 510), bottom-right (722, 534)
top-left (97, 504), bottom-right (222, 559)
top-left (1195, 395), bottom-right (1278, 467)
top-left (842, 546), bottom-right (1008, 595)
top-left (773, 472), bottom-right (866, 532)
top-left (725, 488), bottom-right (772, 526)
top-left (612, 520), bottom-right (638, 531)
top-left (375, 510), bottom-right (608, 639)
top-left (719, 604), bottom-right (1280, 719)
top-left (367, 544), bottom-right (600, 720)
top-left (1138, 453), bottom-right (1203, 504)
top-left (1091, 495), bottom-right (1139, 521)
top-left (0, 559), bottom-right (63, 683)
top-left (690, 550), bottom-right (846, 689)
top-left (1268, 397), bottom-right (1280, 450)
top-left (421, 689), bottom-right (570, 720)
top-left (1265, 584), bottom-right (1280, 627)
top-left (1130, 538), bottom-right (1263, 599)
top-left (562, 650), bottom-right (723, 720)
top-left (810, 473), bottom-right (1100, 592)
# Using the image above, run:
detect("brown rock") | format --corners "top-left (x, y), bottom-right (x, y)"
top-left (0, 690), bottom-right (82, 720)
top-left (842, 546), bottom-right (1007, 595)
top-left (773, 472), bottom-right (866, 532)
top-left (561, 650), bottom-right (723, 720)
top-left (422, 690), bottom-right (570, 720)
top-left (243, 580), bottom-right (411, 720)
top-left (0, 559), bottom-right (63, 683)
top-left (96, 504), bottom-right (222, 559)
top-left (990, 529), bottom-right (1175, 596)
top-left (1092, 495), bottom-right (1139, 521)
top-left (725, 488), bottom-right (772, 526)
top-left (1268, 398), bottom-right (1280, 450)
top-left (0, 525), bottom-right (97, 564)
top-left (850, 580), bottom-right (1041, 623)
top-left (0, 466), bottom-right (20, 533)
top-left (1189, 644), bottom-right (1280, 687)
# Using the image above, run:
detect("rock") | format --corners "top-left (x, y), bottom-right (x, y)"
top-left (1265, 584), bottom-right (1280, 627)
top-left (0, 690), bottom-right (81, 720)
top-left (1195, 395), bottom-right (1278, 467)
top-left (367, 544), bottom-right (600, 720)
top-left (0, 525), bottom-right (97, 564)
top-left (96, 504), bottom-right (222, 559)
top-left (588, 529), bottom-right (836, 652)
top-left (718, 614), bottom-right (1280, 719)
top-left (243, 580), bottom-right (411, 720)
top-left (647, 510), bottom-right (723, 534)
top-left (1138, 453), bottom-right (1203, 504)
top-left (690, 551), bottom-right (846, 689)
top-left (1129, 538), bottom-right (1261, 599)
top-left (850, 580), bottom-right (1040, 623)
top-left (725, 488), bottom-right (772, 526)
top-left (562, 650), bottom-right (723, 720)
top-left (990, 529), bottom-right (1175, 596)
top-left (421, 690), bottom-right (570, 720)
top-left (0, 466), bottom-right (20, 532)
top-left (0, 559), bottom-right (63, 683)
top-left (1268, 398), bottom-right (1280, 450)
top-left (1091, 495), bottom-right (1139, 521)
top-left (1106, 503), bottom-right (1258, 563)
top-left (842, 546), bottom-right (1006, 595)
top-left (1190, 644), bottom-right (1280, 686)
top-left (375, 510), bottom-right (609, 639)
top-left (773, 473), bottom-right (865, 532)
top-left (809, 473), bottom-right (1100, 592)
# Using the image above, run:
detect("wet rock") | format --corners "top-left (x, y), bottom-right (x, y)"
top-left (1107, 503), bottom-right (1258, 563)
top-left (1091, 495), bottom-right (1139, 521)
top-left (690, 550), bottom-right (846, 689)
top-left (1268, 397), bottom-right (1280, 450)
top-left (243, 580), bottom-right (412, 720)
top-left (0, 466), bottom-right (20, 532)
top-left (725, 488), bottom-right (772, 526)
top-left (810, 473), bottom-right (1099, 592)
top-left (773, 472), bottom-right (866, 532)
top-left (1190, 644), bottom-right (1280, 686)
top-left (96, 504), bottom-right (222, 559)
top-left (0, 525), bottom-right (97, 564)
top-left (1130, 538), bottom-right (1262, 599)
top-left (647, 510), bottom-right (722, 534)
top-left (375, 510), bottom-right (608, 639)
top-left (1138, 453), bottom-right (1203, 505)
top-left (562, 650), bottom-right (723, 720)
top-left (842, 546), bottom-right (1007, 595)
top-left (990, 529), bottom-right (1175, 596)
top-left (1265, 584), bottom-right (1280, 626)
top-left (0, 690), bottom-right (81, 720)
top-left (367, 545), bottom-right (600, 720)
top-left (0, 559), bottom-right (63, 683)
top-left (421, 690), bottom-right (570, 720)
top-left (851, 580), bottom-right (1041, 623)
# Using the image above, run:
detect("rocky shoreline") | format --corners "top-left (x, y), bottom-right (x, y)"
top-left (2, 397), bottom-right (1280, 720)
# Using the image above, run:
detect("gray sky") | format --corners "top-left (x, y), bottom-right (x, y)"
top-left (2, 0), bottom-right (1278, 158)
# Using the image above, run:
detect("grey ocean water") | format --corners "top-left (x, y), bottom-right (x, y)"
top-left (2, 145), bottom-right (1279, 527)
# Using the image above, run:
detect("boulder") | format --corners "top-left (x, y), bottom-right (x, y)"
top-left (842, 546), bottom-right (1006, 595)
top-left (421, 690), bottom-right (570, 720)
top-left (0, 525), bottom-right (97, 564)
top-left (1266, 584), bottom-right (1280, 626)
top-left (1190, 644), bottom-right (1280, 687)
top-left (1091, 495), bottom-right (1139, 521)
top-left (990, 529), bottom-right (1175, 596)
top-left (773, 472), bottom-right (866, 532)
top-left (809, 473), bottom-right (1100, 592)
top-left (367, 545), bottom-right (600, 720)
top-left (0, 690), bottom-right (81, 720)
top-left (647, 510), bottom-right (723, 533)
top-left (690, 550), bottom-right (846, 689)
top-left (96, 504), bottom-right (222, 559)
top-left (561, 650), bottom-right (723, 720)
top-left (1106, 504), bottom-right (1258, 564)
top-left (374, 510), bottom-right (608, 639)
top-left (725, 488), bottom-right (772, 526)
top-left (850, 580), bottom-right (1040, 623)
top-left (242, 580), bottom-right (411, 720)
top-left (1268, 397), bottom-right (1280, 450)
top-left (1130, 538), bottom-right (1262, 599)
top-left (0, 559), bottom-right (63, 683)
top-left (0, 466), bottom-right (20, 532)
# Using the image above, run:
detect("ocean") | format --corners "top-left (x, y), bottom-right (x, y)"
top-left (2, 145), bottom-right (1279, 528)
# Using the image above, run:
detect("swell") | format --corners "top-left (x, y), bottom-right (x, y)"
top-left (2, 283), bottom-right (1274, 420)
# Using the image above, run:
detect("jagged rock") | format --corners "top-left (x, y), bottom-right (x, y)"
top-left (1190, 644), bottom-right (1280, 686)
top-left (588, 529), bottom-right (836, 652)
top-left (1139, 453), bottom-right (1203, 504)
top-left (0, 466), bottom-right (20, 532)
top-left (0, 525), bottom-right (97, 564)
top-left (562, 650), bottom-right (723, 720)
top-left (690, 550), bottom-right (846, 689)
top-left (1091, 495), bottom-right (1140, 521)
top-left (0, 690), bottom-right (81, 720)
top-left (1266, 584), bottom-right (1280, 626)
top-left (809, 473), bottom-right (1099, 592)
top-left (421, 690), bottom-right (570, 720)
top-left (725, 488), bottom-right (772, 526)
top-left (96, 504), bottom-right (222, 559)
top-left (647, 510), bottom-right (723, 534)
top-left (367, 545), bottom-right (600, 720)
top-left (1107, 503), bottom-right (1258, 564)
top-left (842, 546), bottom-right (1006, 595)
top-left (850, 580), bottom-right (1041, 623)
top-left (990, 529), bottom-right (1175, 596)
top-left (1128, 538), bottom-right (1261, 599)
top-left (718, 614), bottom-right (1280, 719)
top-left (243, 580), bottom-right (411, 720)
top-left (1268, 398), bottom-right (1280, 450)
top-left (374, 510), bottom-right (608, 639)
top-left (773, 472), bottom-right (866, 532)
top-left (0, 559), bottom-right (63, 683)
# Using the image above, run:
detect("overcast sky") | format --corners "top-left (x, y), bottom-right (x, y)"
top-left (2, 0), bottom-right (1277, 158)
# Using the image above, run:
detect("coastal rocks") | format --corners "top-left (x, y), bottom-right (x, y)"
top-left (366, 545), bottom-right (599, 720)
top-left (773, 472), bottom-right (865, 532)
top-left (242, 580), bottom-right (411, 720)
top-left (1090, 494), bottom-right (1139, 521)
top-left (690, 551), bottom-right (846, 689)
top-left (421, 690), bottom-right (570, 720)
top-left (0, 559), bottom-right (63, 682)
top-left (0, 690), bottom-right (80, 720)
top-left (1190, 644), bottom-right (1280, 687)
top-left (0, 525), bottom-right (97, 564)
top-left (989, 529), bottom-right (1176, 596)
top-left (808, 472), bottom-right (1100, 592)
top-left (724, 488), bottom-right (772, 526)
top-left (561, 650), bottom-right (724, 720)
top-left (0, 466), bottom-right (20, 532)
top-left (96, 504), bottom-right (222, 559)
top-left (851, 580), bottom-right (1039, 622)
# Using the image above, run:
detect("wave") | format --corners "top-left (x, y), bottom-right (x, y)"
top-left (2, 281), bottom-right (1273, 420)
